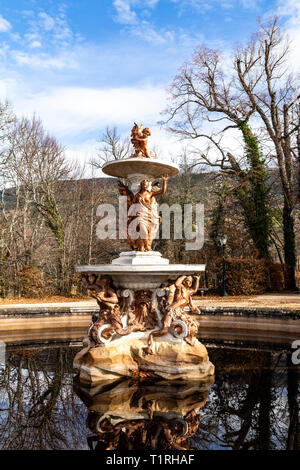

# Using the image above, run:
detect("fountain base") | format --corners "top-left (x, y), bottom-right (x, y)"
top-left (74, 332), bottom-right (215, 384)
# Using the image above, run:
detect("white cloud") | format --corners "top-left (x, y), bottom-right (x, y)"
top-left (113, 0), bottom-right (160, 24)
top-left (10, 32), bottom-right (21, 42)
top-left (29, 40), bottom-right (42, 49)
top-left (130, 21), bottom-right (175, 44)
top-left (12, 50), bottom-right (78, 70)
top-left (65, 139), bottom-right (99, 168)
top-left (21, 10), bottom-right (35, 18)
top-left (20, 9), bottom-right (75, 51)
top-left (0, 77), bottom-right (19, 100)
top-left (15, 85), bottom-right (166, 137)
top-left (0, 10), bottom-right (80, 70)
top-left (277, 0), bottom-right (300, 72)
top-left (112, 0), bottom-right (176, 45)
top-left (239, 0), bottom-right (261, 8)
top-left (38, 12), bottom-right (55, 31)
top-left (0, 14), bottom-right (11, 33)
top-left (221, 1), bottom-right (234, 8)
top-left (113, 0), bottom-right (138, 24)
top-left (170, 0), bottom-right (213, 13)
top-left (143, 0), bottom-right (160, 7)
top-left (171, 0), bottom-right (261, 12)
top-left (2, 81), bottom-right (185, 163)
top-left (277, 0), bottom-right (300, 24)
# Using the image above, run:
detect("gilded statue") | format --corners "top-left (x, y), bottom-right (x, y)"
top-left (118, 176), bottom-right (168, 251)
top-left (144, 275), bottom-right (201, 354)
top-left (131, 122), bottom-right (152, 158)
top-left (85, 275), bottom-right (161, 344)
top-left (85, 275), bottom-right (134, 343)
top-left (166, 275), bottom-right (201, 315)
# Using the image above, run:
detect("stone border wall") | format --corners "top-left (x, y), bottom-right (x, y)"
top-left (0, 304), bottom-right (299, 319)
top-left (197, 306), bottom-right (300, 320)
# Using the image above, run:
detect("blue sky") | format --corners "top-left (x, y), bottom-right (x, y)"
top-left (0, 0), bottom-right (299, 169)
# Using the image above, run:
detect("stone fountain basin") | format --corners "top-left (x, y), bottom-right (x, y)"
top-left (75, 264), bottom-right (205, 289)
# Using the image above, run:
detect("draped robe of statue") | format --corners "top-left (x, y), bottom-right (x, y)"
top-left (128, 192), bottom-right (160, 251)
top-left (126, 178), bottom-right (167, 252)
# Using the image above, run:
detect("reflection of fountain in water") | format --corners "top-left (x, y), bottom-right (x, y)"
top-left (74, 377), bottom-right (214, 451)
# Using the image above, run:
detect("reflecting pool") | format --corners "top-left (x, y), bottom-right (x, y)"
top-left (0, 332), bottom-right (298, 450)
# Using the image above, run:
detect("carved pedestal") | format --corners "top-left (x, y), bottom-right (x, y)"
top-left (73, 271), bottom-right (214, 384)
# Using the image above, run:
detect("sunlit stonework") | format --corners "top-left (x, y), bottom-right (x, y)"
top-left (74, 123), bottom-right (214, 384)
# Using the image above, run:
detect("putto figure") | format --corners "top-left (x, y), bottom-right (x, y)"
top-left (166, 275), bottom-right (201, 315)
top-left (85, 275), bottom-right (134, 343)
top-left (144, 275), bottom-right (201, 354)
top-left (131, 122), bottom-right (152, 158)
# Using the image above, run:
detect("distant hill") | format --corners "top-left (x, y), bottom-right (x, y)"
top-left (0, 168), bottom-right (283, 212)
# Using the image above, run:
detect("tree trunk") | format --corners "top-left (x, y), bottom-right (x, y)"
top-left (283, 200), bottom-right (296, 290)
top-left (237, 123), bottom-right (271, 259)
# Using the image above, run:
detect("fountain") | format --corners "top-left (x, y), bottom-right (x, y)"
top-left (74, 123), bottom-right (214, 384)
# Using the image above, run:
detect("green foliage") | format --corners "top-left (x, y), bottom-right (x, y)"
top-left (43, 196), bottom-right (65, 250)
top-left (283, 202), bottom-right (296, 278)
top-left (235, 121), bottom-right (272, 259)
top-left (209, 178), bottom-right (229, 248)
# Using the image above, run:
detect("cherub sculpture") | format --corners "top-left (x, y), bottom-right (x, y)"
top-left (144, 275), bottom-right (201, 354)
top-left (85, 274), bottom-right (138, 343)
top-left (131, 122), bottom-right (152, 158)
top-left (166, 275), bottom-right (201, 315)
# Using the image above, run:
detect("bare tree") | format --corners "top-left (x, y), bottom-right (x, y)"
top-left (0, 100), bottom-right (14, 165)
top-left (91, 126), bottom-right (131, 169)
top-left (235, 16), bottom-right (299, 287)
top-left (0, 102), bottom-right (45, 296)
top-left (6, 116), bottom-right (74, 293)
top-left (162, 40), bottom-right (272, 259)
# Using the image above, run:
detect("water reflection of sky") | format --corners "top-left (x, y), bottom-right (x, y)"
top-left (0, 342), bottom-right (298, 450)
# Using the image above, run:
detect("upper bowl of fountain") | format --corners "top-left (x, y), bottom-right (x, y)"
top-left (102, 156), bottom-right (179, 181)
top-left (102, 122), bottom-right (179, 182)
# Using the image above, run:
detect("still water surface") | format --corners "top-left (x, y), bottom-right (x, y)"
top-left (0, 333), bottom-right (298, 450)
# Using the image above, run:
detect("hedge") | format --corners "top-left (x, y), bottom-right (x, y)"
top-left (215, 257), bottom-right (268, 295)
top-left (269, 263), bottom-right (293, 291)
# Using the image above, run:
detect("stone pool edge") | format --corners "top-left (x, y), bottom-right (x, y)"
top-left (0, 304), bottom-right (298, 335)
